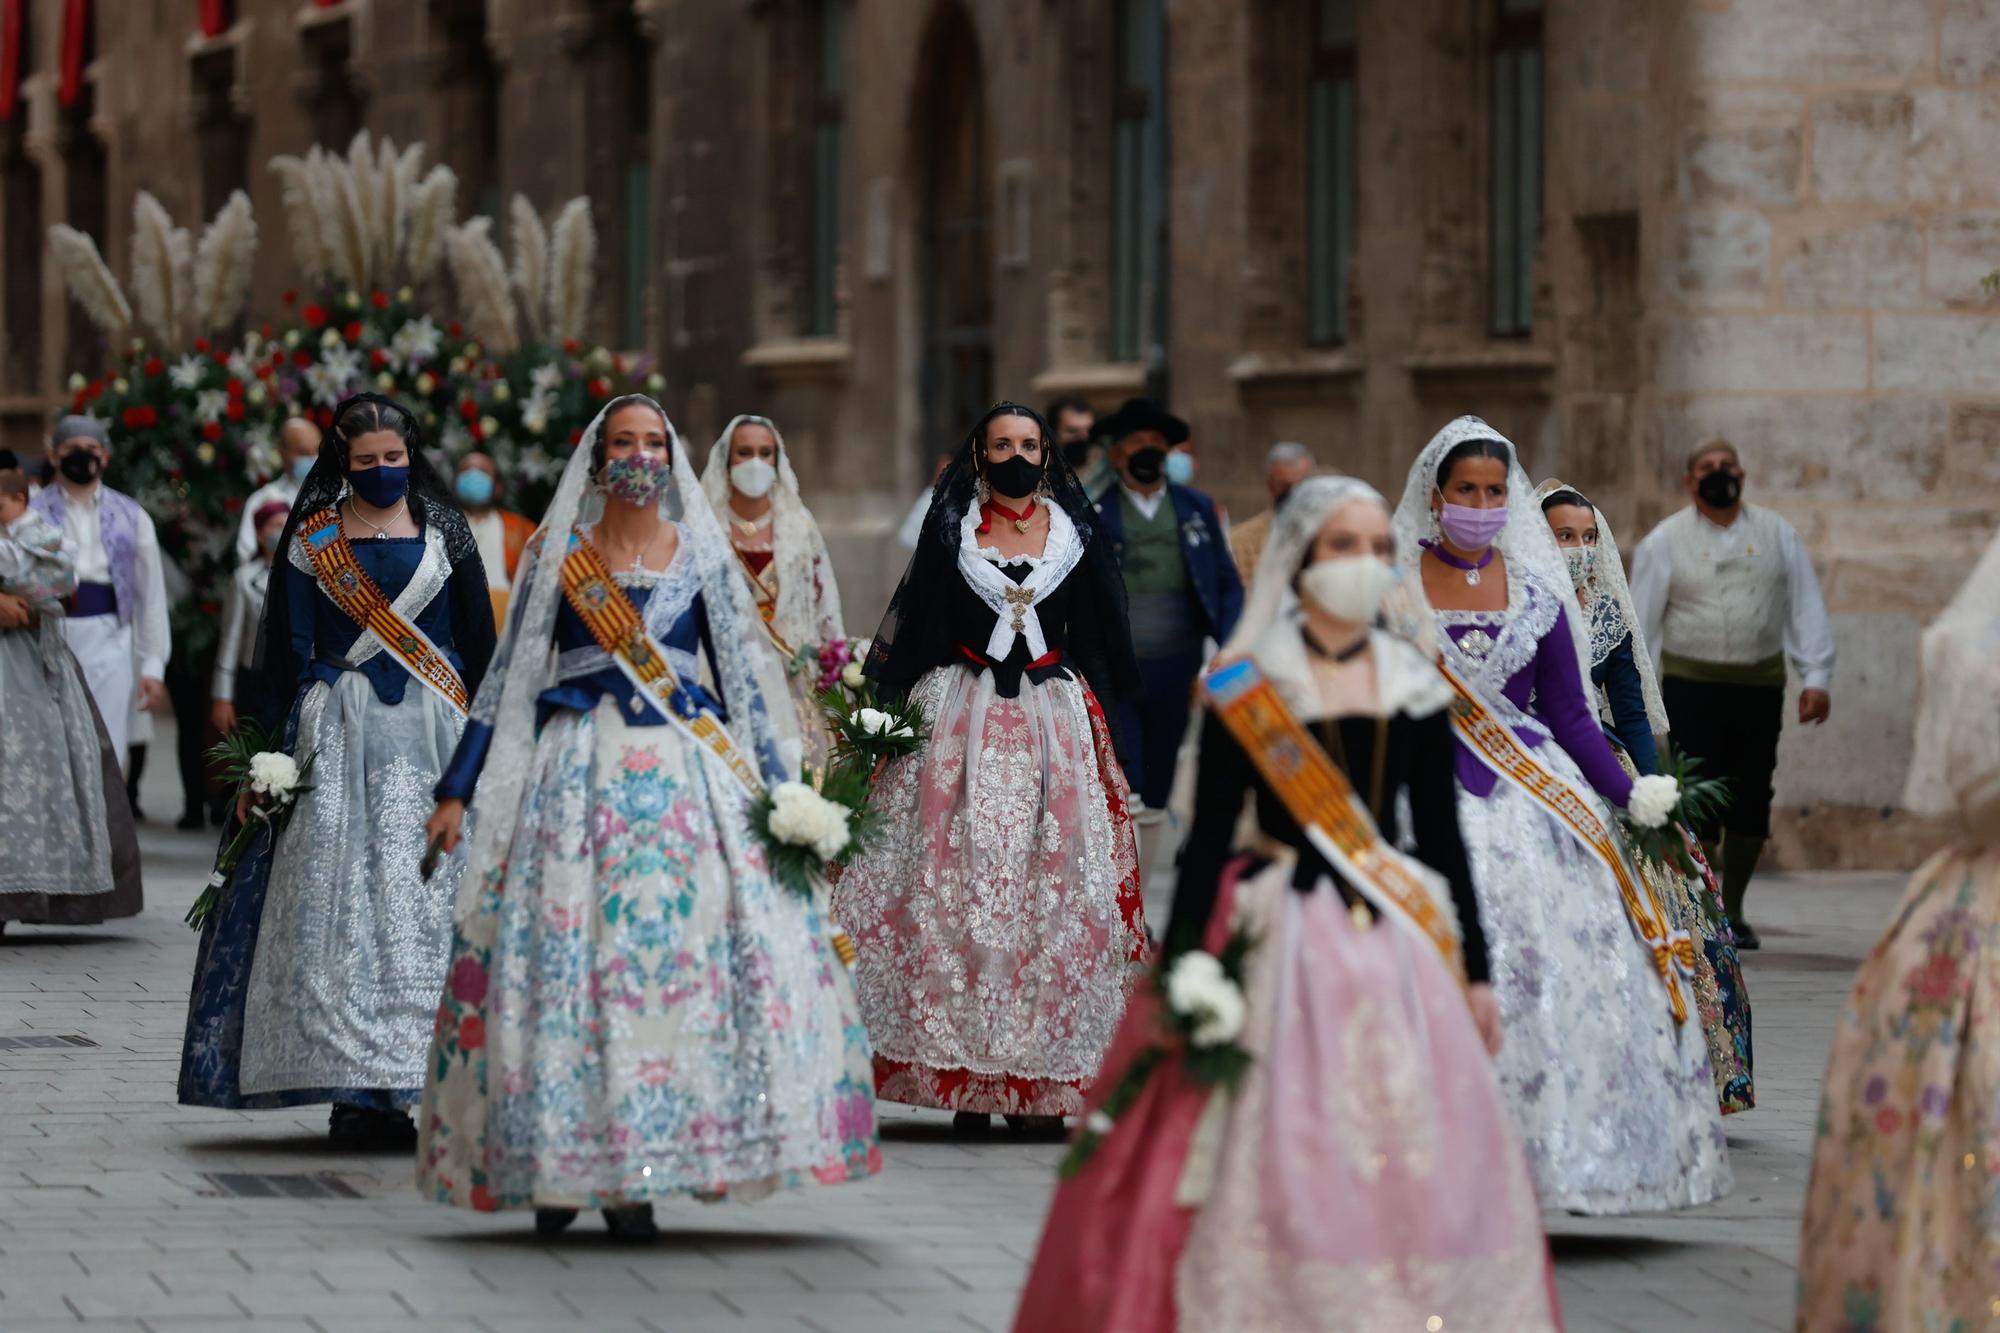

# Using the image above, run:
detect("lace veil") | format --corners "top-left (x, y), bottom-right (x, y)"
top-left (1390, 416), bottom-right (1594, 690)
top-left (1903, 526), bottom-right (2000, 819)
top-left (1534, 477), bottom-right (1670, 739)
top-left (457, 395), bottom-right (802, 910)
top-left (699, 414), bottom-right (845, 653)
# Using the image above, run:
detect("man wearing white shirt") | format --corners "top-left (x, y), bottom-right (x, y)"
top-left (1631, 438), bottom-right (1835, 948)
top-left (29, 416), bottom-right (171, 772)
top-left (232, 417), bottom-right (321, 565)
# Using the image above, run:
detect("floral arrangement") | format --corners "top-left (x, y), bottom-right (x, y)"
top-left (49, 131), bottom-right (654, 656)
top-left (748, 760), bottom-right (881, 899)
top-left (791, 636), bottom-right (870, 696)
top-left (185, 720), bottom-right (317, 930)
top-left (1059, 929), bottom-right (1257, 1179)
top-left (1620, 747), bottom-right (1730, 877)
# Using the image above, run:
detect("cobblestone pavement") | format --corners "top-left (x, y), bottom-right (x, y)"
top-left (1, 771), bottom-right (1904, 1332)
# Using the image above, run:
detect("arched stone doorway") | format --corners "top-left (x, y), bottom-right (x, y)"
top-left (914, 3), bottom-right (992, 454)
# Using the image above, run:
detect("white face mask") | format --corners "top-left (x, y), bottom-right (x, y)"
top-left (730, 457), bottom-right (777, 499)
top-left (1563, 545), bottom-right (1598, 589)
top-left (1297, 554), bottom-right (1398, 624)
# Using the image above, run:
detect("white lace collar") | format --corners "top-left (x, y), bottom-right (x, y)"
top-left (956, 503), bottom-right (1084, 662)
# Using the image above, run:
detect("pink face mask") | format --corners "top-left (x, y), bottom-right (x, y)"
top-left (1437, 500), bottom-right (1509, 550)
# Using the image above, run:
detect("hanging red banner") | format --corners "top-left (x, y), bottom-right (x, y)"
top-left (0, 0), bottom-right (21, 123)
top-left (58, 0), bottom-right (89, 109)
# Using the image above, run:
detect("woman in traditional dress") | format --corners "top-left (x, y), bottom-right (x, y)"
top-left (417, 395), bottom-right (878, 1240)
top-left (699, 415), bottom-right (845, 774)
top-left (178, 394), bottom-right (496, 1145)
top-left (0, 460), bottom-right (141, 930)
top-left (1013, 476), bottom-right (1559, 1332)
top-left (1387, 417), bottom-right (1730, 1215)
top-left (1540, 480), bottom-right (1754, 1115)
top-left (840, 401), bottom-right (1145, 1134)
top-left (1796, 529), bottom-right (2000, 1328)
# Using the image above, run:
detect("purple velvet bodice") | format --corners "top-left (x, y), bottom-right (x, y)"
top-left (1438, 582), bottom-right (1635, 809)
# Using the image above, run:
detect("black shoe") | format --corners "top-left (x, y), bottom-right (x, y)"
top-left (535, 1208), bottom-right (579, 1237)
top-left (176, 809), bottom-right (205, 831)
top-left (1005, 1114), bottom-right (1067, 1142)
top-left (328, 1103), bottom-right (417, 1148)
top-left (952, 1111), bottom-right (993, 1136)
top-left (1732, 920), bottom-right (1762, 950)
top-left (602, 1204), bottom-right (657, 1242)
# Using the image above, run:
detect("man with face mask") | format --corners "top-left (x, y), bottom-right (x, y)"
top-left (1630, 437), bottom-right (1835, 949)
top-left (1092, 397), bottom-right (1244, 822)
top-left (232, 417), bottom-right (322, 565)
top-left (29, 415), bottom-right (171, 773)
top-left (1044, 395), bottom-right (1107, 498)
top-left (1227, 441), bottom-right (1318, 591)
top-left (452, 451), bottom-right (535, 629)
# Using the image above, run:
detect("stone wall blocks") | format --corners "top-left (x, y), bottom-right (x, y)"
top-left (1873, 315), bottom-right (2000, 393)
top-left (1680, 123), bottom-right (1801, 207)
top-left (1780, 216), bottom-right (1922, 309)
top-left (1924, 210), bottom-right (2000, 308)
top-left (1675, 208), bottom-right (1772, 296)
top-left (1941, 0), bottom-right (2000, 86)
top-left (1906, 88), bottom-right (2000, 206)
top-left (1809, 91), bottom-right (1914, 205)
top-left (1689, 0), bottom-right (1938, 85)
top-left (1657, 314), bottom-right (1871, 393)
top-left (1947, 403), bottom-right (2000, 489)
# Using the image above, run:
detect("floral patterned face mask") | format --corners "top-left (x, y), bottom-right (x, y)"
top-left (602, 453), bottom-right (669, 505)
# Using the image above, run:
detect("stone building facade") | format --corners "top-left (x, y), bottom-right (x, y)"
top-left (0, 0), bottom-right (1992, 864)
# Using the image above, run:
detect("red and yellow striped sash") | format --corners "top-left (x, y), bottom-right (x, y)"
top-left (297, 509), bottom-right (468, 716)
top-left (1436, 658), bottom-right (1692, 1024)
top-left (559, 533), bottom-right (763, 798)
top-left (1205, 657), bottom-right (1467, 982)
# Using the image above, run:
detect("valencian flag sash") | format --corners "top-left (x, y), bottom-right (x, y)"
top-left (559, 531), bottom-right (763, 798)
top-left (1434, 657), bottom-right (1694, 1025)
top-left (297, 509), bottom-right (469, 717)
top-left (1205, 656), bottom-right (1467, 984)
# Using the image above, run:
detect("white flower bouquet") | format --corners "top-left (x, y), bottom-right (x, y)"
top-left (819, 683), bottom-right (930, 768)
top-left (1060, 928), bottom-right (1257, 1179)
top-left (1619, 746), bottom-right (1730, 877)
top-left (748, 761), bottom-right (881, 899)
top-left (184, 720), bottom-right (318, 930)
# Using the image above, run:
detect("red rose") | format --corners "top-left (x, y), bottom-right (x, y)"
top-left (370, 290), bottom-right (389, 309)
top-left (281, 289), bottom-right (298, 306)
top-left (343, 321), bottom-right (362, 343)
top-left (226, 399), bottom-right (245, 421)
top-left (143, 355), bottom-right (163, 376)
top-left (302, 303), bottom-right (327, 328)
top-left (85, 382), bottom-right (101, 400)
top-left (121, 406), bottom-right (143, 429)
top-left (458, 399), bottom-right (479, 422)
top-left (457, 1016), bottom-right (485, 1050)
top-left (222, 496), bottom-right (242, 511)
top-left (467, 420), bottom-right (484, 442)
top-left (193, 336), bottom-right (210, 354)
top-left (369, 349), bottom-right (387, 369)
top-left (293, 350), bottom-right (312, 368)
top-left (612, 354), bottom-right (626, 375)
top-left (587, 378), bottom-right (608, 399)
top-left (447, 320), bottom-right (462, 337)
top-left (569, 430), bottom-right (583, 446)
top-left (202, 421), bottom-right (223, 443)
top-left (562, 339), bottom-right (580, 355)
top-left (226, 378), bottom-right (244, 398)
top-left (71, 393), bottom-right (85, 411)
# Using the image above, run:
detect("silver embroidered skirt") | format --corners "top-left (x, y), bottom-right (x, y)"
top-left (237, 672), bottom-right (465, 1098)
top-left (0, 622), bottom-right (115, 910)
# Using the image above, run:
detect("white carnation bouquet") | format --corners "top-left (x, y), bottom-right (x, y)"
top-left (748, 755), bottom-right (881, 900)
top-left (1619, 745), bottom-right (1730, 877)
top-left (184, 719), bottom-right (319, 930)
top-left (1060, 928), bottom-right (1256, 1179)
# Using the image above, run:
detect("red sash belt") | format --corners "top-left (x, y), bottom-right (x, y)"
top-left (959, 644), bottom-right (1063, 671)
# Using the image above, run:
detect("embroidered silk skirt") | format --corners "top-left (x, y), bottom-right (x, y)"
top-left (180, 672), bottom-right (464, 1108)
top-left (1012, 860), bottom-right (1559, 1332)
top-left (1459, 744), bottom-right (1732, 1215)
top-left (835, 664), bottom-right (1146, 1116)
top-left (418, 698), bottom-right (880, 1212)
top-left (1798, 846), bottom-right (2000, 1329)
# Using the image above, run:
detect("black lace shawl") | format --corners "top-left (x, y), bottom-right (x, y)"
top-left (864, 402), bottom-right (1138, 718)
top-left (254, 393), bottom-right (497, 707)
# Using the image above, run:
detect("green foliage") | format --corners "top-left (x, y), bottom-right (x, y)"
top-left (1621, 745), bottom-right (1731, 877)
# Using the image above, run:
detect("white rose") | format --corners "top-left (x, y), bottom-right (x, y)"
top-left (1085, 1110), bottom-right (1115, 1136)
top-left (493, 380), bottom-right (512, 403)
top-left (321, 327), bottom-right (341, 348)
top-left (767, 781), bottom-right (852, 861)
top-left (1189, 985), bottom-right (1247, 1047)
top-left (247, 751), bottom-right (301, 798)
top-left (855, 707), bottom-right (894, 737)
top-left (1165, 950), bottom-right (1248, 1046)
top-left (283, 329), bottom-right (301, 349)
top-left (1164, 951), bottom-right (1225, 1013)
top-left (1627, 774), bottom-right (1680, 830)
top-left (66, 372), bottom-right (85, 391)
top-left (376, 372), bottom-right (395, 391)
top-left (841, 661), bottom-right (866, 690)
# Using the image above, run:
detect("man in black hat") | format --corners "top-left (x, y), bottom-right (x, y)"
top-left (1092, 397), bottom-right (1243, 823)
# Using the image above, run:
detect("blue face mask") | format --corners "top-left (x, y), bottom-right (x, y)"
top-left (290, 455), bottom-right (317, 484)
top-left (348, 465), bottom-right (410, 508)
top-left (1164, 450), bottom-right (1196, 487)
top-left (454, 469), bottom-right (495, 506)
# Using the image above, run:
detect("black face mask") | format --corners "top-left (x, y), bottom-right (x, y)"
top-left (1696, 470), bottom-right (1743, 509)
top-left (1126, 446), bottom-right (1166, 485)
top-left (985, 454), bottom-right (1044, 502)
top-left (1061, 441), bottom-right (1092, 470)
top-left (58, 451), bottom-right (102, 485)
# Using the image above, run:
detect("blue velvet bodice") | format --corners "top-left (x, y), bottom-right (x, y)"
top-left (1591, 630), bottom-right (1662, 778)
top-left (286, 535), bottom-right (462, 705)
